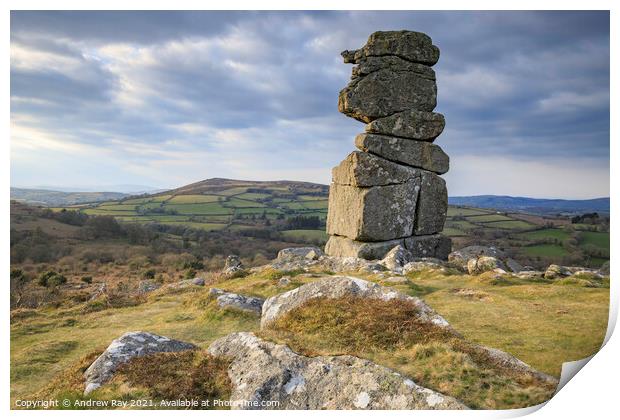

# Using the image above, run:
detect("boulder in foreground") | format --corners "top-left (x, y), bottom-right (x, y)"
top-left (83, 331), bottom-right (196, 394)
top-left (207, 332), bottom-right (466, 410)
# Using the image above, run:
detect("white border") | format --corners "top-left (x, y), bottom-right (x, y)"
top-left (3, 1), bottom-right (617, 419)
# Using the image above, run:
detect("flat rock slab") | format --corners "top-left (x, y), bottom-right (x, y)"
top-left (208, 332), bottom-right (466, 410)
top-left (83, 331), bottom-right (196, 394)
top-left (405, 234), bottom-right (452, 260)
top-left (342, 30), bottom-right (440, 66)
top-left (365, 109), bottom-right (445, 141)
top-left (326, 181), bottom-right (419, 241)
top-left (350, 55), bottom-right (436, 81)
top-left (260, 276), bottom-right (450, 329)
top-left (356, 133), bottom-right (449, 174)
top-left (277, 247), bottom-right (323, 260)
top-left (209, 288), bottom-right (265, 314)
top-left (324, 235), bottom-right (405, 260)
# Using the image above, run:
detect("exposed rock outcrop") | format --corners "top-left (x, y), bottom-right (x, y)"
top-left (223, 255), bottom-right (244, 275)
top-left (326, 30), bottom-right (450, 261)
top-left (260, 276), bottom-right (450, 329)
top-left (207, 332), bottom-right (467, 410)
top-left (209, 288), bottom-right (265, 315)
top-left (467, 256), bottom-right (507, 275)
top-left (277, 247), bottom-right (323, 261)
top-left (83, 331), bottom-right (196, 394)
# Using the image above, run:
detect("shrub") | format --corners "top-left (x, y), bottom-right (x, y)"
top-left (142, 268), bottom-right (156, 279)
top-left (184, 269), bottom-right (197, 279)
top-left (80, 276), bottom-right (93, 284)
top-left (38, 271), bottom-right (67, 288)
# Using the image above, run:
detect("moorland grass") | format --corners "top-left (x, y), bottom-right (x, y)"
top-left (260, 296), bottom-right (557, 409)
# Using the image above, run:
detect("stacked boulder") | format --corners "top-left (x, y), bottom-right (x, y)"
top-left (326, 31), bottom-right (451, 260)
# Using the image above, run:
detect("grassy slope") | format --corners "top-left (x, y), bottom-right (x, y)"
top-left (11, 266), bottom-right (608, 408)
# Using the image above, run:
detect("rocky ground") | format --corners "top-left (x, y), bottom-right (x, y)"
top-left (12, 245), bottom-right (609, 410)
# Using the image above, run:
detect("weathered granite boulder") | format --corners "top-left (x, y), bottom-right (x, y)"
top-left (332, 151), bottom-right (418, 187)
top-left (404, 234), bottom-right (451, 260)
top-left (339, 69), bottom-right (437, 122)
top-left (514, 270), bottom-right (545, 279)
top-left (209, 288), bottom-right (264, 315)
top-left (207, 332), bottom-right (466, 410)
top-left (380, 245), bottom-right (413, 272)
top-left (448, 246), bottom-right (506, 271)
top-left (277, 247), bottom-right (323, 261)
top-left (355, 133), bottom-right (449, 174)
top-left (544, 264), bottom-right (601, 280)
top-left (414, 171), bottom-right (448, 235)
top-left (342, 30), bottom-right (440, 66)
top-left (467, 256), bottom-right (507, 275)
top-left (543, 264), bottom-right (573, 279)
top-left (83, 331), bottom-right (196, 394)
top-left (223, 255), bottom-right (244, 274)
top-left (326, 181), bottom-right (419, 241)
top-left (261, 276), bottom-right (450, 329)
top-left (324, 235), bottom-right (404, 260)
top-left (403, 258), bottom-right (449, 273)
top-left (365, 109), bottom-right (445, 141)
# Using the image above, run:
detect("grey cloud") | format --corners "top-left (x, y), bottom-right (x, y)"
top-left (9, 11), bottom-right (609, 197)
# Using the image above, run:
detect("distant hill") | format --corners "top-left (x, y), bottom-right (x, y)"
top-left (43, 178), bottom-right (330, 241)
top-left (10, 187), bottom-right (130, 207)
top-left (29, 184), bottom-right (164, 194)
top-left (449, 195), bottom-right (610, 215)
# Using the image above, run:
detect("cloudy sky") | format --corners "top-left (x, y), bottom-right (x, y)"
top-left (10, 11), bottom-right (609, 198)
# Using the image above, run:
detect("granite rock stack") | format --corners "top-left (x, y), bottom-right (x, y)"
top-left (325, 31), bottom-right (451, 260)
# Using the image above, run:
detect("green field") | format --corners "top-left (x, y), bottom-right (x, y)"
top-left (521, 244), bottom-right (569, 257)
top-left (467, 214), bottom-right (513, 223)
top-left (580, 231), bottom-right (610, 250)
top-left (167, 195), bottom-right (220, 204)
top-left (442, 227), bottom-right (467, 236)
top-left (300, 200), bottom-right (328, 210)
top-left (484, 220), bottom-right (535, 230)
top-left (519, 228), bottom-right (571, 241)
top-left (281, 229), bottom-right (329, 241)
top-left (447, 207), bottom-right (491, 217)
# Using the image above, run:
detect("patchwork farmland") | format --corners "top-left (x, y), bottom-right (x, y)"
top-left (49, 178), bottom-right (609, 268)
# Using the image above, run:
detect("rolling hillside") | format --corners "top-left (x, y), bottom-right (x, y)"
top-left (449, 195), bottom-right (610, 215)
top-left (49, 178), bottom-right (330, 242)
top-left (39, 178), bottom-right (609, 268)
top-left (10, 188), bottom-right (130, 207)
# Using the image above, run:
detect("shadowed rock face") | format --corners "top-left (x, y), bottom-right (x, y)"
top-left (208, 332), bottom-right (467, 410)
top-left (326, 30), bottom-right (450, 260)
top-left (83, 331), bottom-right (196, 395)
